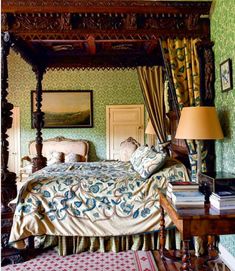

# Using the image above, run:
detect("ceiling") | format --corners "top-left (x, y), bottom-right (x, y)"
top-left (2, 0), bottom-right (212, 69)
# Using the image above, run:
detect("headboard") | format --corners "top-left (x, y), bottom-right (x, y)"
top-left (28, 136), bottom-right (89, 162)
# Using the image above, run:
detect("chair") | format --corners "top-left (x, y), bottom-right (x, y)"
top-left (119, 137), bottom-right (140, 162)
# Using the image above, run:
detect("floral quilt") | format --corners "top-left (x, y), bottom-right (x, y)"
top-left (9, 159), bottom-right (189, 249)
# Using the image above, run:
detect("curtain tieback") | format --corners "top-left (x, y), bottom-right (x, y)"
top-left (158, 141), bottom-right (171, 151)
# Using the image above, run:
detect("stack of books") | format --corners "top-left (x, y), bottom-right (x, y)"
top-left (171, 191), bottom-right (205, 209)
top-left (166, 181), bottom-right (199, 199)
top-left (209, 191), bottom-right (235, 210)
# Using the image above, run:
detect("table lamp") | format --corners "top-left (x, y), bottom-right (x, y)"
top-left (145, 120), bottom-right (156, 135)
top-left (145, 120), bottom-right (156, 147)
top-left (175, 106), bottom-right (224, 183)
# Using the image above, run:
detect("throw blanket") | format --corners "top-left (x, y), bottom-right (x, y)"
top-left (9, 159), bottom-right (189, 249)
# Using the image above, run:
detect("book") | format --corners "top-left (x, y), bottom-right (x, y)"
top-left (210, 200), bottom-right (235, 210)
top-left (173, 201), bottom-right (205, 209)
top-left (168, 182), bottom-right (199, 191)
top-left (211, 191), bottom-right (235, 199)
top-left (210, 193), bottom-right (235, 202)
top-left (171, 191), bottom-right (205, 203)
top-left (209, 192), bottom-right (235, 209)
top-left (166, 182), bottom-right (199, 199)
top-left (210, 198), bottom-right (235, 209)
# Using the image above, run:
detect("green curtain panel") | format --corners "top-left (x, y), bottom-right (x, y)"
top-left (161, 38), bottom-right (207, 181)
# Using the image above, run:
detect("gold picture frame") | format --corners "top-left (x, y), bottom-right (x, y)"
top-left (31, 90), bottom-right (93, 128)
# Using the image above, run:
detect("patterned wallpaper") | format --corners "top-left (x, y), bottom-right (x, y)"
top-left (211, 0), bottom-right (235, 258)
top-left (8, 52), bottom-right (144, 161)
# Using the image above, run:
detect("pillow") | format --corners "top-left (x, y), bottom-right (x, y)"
top-left (47, 151), bottom-right (64, 166)
top-left (65, 153), bottom-right (81, 163)
top-left (130, 145), bottom-right (149, 168)
top-left (132, 147), bottom-right (168, 179)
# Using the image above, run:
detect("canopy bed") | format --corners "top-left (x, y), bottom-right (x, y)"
top-left (1, 0), bottom-right (215, 266)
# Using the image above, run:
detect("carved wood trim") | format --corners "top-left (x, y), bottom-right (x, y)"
top-left (1, 32), bottom-right (17, 212)
top-left (32, 66), bottom-right (47, 173)
top-left (2, 1), bottom-right (212, 14)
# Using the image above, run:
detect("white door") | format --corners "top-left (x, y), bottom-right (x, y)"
top-left (8, 107), bottom-right (21, 178)
top-left (106, 104), bottom-right (144, 160)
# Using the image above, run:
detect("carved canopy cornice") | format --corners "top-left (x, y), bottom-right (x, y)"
top-left (2, 0), bottom-right (212, 69)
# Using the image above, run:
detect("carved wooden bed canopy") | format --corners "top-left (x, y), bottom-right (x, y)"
top-left (2, 0), bottom-right (212, 70)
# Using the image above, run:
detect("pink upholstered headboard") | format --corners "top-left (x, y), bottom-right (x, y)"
top-left (28, 136), bottom-right (89, 162)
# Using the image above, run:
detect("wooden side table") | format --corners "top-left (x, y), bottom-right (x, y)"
top-left (159, 190), bottom-right (235, 271)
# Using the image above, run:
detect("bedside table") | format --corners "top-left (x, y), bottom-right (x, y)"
top-left (159, 190), bottom-right (235, 271)
top-left (199, 171), bottom-right (235, 203)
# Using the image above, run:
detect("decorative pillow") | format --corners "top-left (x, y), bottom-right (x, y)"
top-left (47, 151), bottom-right (64, 166)
top-left (65, 153), bottom-right (81, 163)
top-left (140, 150), bottom-right (167, 178)
top-left (131, 147), bottom-right (168, 179)
top-left (130, 145), bottom-right (149, 169)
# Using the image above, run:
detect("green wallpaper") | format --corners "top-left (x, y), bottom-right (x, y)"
top-left (8, 52), bottom-right (144, 161)
top-left (211, 0), bottom-right (235, 258)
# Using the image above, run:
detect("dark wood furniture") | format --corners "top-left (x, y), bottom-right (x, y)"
top-left (199, 171), bottom-right (235, 203)
top-left (159, 190), bottom-right (235, 271)
top-left (1, 0), bottom-right (215, 265)
top-left (1, 211), bottom-right (25, 266)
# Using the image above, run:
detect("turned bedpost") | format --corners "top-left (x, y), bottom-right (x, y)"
top-left (31, 66), bottom-right (47, 173)
top-left (197, 41), bottom-right (216, 173)
top-left (1, 32), bottom-right (17, 212)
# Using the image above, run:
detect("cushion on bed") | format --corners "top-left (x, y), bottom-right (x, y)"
top-left (47, 151), bottom-right (64, 165)
top-left (130, 145), bottom-right (149, 168)
top-left (131, 146), bottom-right (168, 178)
top-left (65, 153), bottom-right (82, 163)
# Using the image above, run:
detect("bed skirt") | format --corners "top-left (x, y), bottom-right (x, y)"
top-left (39, 228), bottom-right (181, 256)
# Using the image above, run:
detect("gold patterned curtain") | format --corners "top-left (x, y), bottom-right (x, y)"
top-left (137, 66), bottom-right (168, 147)
top-left (161, 38), bottom-right (206, 181)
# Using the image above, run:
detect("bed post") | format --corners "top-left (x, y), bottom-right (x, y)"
top-left (1, 32), bottom-right (17, 212)
top-left (197, 41), bottom-right (216, 173)
top-left (32, 65), bottom-right (47, 172)
top-left (1, 32), bottom-right (23, 266)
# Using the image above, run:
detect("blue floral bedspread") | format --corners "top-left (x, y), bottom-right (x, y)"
top-left (9, 159), bottom-right (189, 249)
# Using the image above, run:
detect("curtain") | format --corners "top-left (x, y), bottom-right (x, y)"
top-left (137, 66), bottom-right (168, 148)
top-left (161, 38), bottom-right (206, 181)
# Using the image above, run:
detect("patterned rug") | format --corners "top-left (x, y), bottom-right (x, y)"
top-left (2, 249), bottom-right (158, 271)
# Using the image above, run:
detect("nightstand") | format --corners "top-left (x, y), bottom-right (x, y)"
top-left (198, 172), bottom-right (235, 203)
top-left (159, 190), bottom-right (235, 271)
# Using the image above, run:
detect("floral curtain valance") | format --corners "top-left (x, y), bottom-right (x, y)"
top-left (161, 37), bottom-right (207, 181)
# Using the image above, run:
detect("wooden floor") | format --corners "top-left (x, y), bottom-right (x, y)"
top-left (152, 251), bottom-right (231, 271)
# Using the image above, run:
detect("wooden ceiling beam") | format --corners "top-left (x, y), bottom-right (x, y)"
top-left (2, 1), bottom-right (212, 15)
top-left (86, 35), bottom-right (96, 55)
top-left (145, 41), bottom-right (158, 55)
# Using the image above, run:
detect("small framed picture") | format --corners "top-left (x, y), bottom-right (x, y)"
top-left (220, 58), bottom-right (233, 92)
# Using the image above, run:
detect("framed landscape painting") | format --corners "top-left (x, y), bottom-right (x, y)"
top-left (31, 90), bottom-right (93, 128)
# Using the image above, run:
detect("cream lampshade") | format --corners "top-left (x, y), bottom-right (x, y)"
top-left (145, 120), bottom-right (156, 135)
top-left (175, 106), bottom-right (224, 182)
top-left (145, 120), bottom-right (156, 147)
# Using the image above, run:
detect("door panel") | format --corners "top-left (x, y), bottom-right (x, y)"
top-left (106, 105), bottom-right (144, 160)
